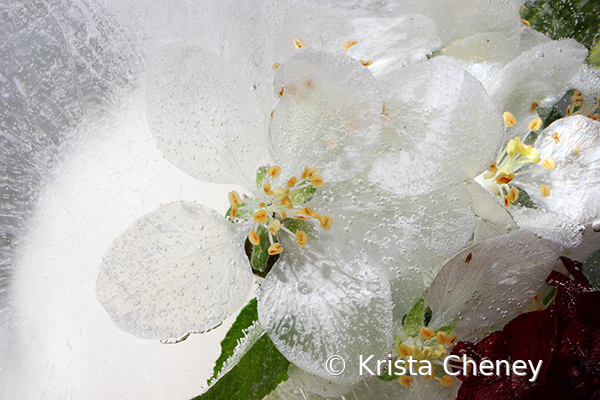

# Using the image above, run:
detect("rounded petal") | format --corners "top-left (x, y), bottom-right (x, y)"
top-left (146, 41), bottom-right (268, 186)
top-left (466, 181), bottom-right (516, 244)
top-left (258, 237), bottom-right (393, 386)
top-left (269, 49), bottom-right (382, 182)
top-left (311, 180), bottom-right (475, 283)
top-left (516, 116), bottom-right (600, 221)
top-left (96, 201), bottom-right (252, 342)
top-left (368, 57), bottom-right (504, 197)
top-left (428, 229), bottom-right (561, 342)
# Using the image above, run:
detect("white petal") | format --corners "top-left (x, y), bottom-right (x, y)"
top-left (563, 187), bottom-right (600, 262)
top-left (428, 229), bottom-right (561, 341)
top-left (311, 180), bottom-right (475, 283)
top-left (467, 181), bottom-right (516, 244)
top-left (517, 116), bottom-right (600, 220)
top-left (286, 364), bottom-right (356, 397)
top-left (96, 201), bottom-right (252, 342)
top-left (442, 31), bottom-right (520, 64)
top-left (368, 57), bottom-right (504, 196)
top-left (146, 41), bottom-right (268, 186)
top-left (269, 49), bottom-right (382, 182)
top-left (258, 237), bottom-right (393, 386)
top-left (511, 207), bottom-right (582, 250)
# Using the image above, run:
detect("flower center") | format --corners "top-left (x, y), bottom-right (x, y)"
top-left (226, 165), bottom-right (333, 274)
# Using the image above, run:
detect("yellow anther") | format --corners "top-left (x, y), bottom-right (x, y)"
top-left (424, 372), bottom-right (435, 380)
top-left (253, 210), bottom-right (269, 224)
top-left (342, 39), bottom-right (358, 50)
top-left (540, 185), bottom-right (551, 197)
top-left (263, 183), bottom-right (273, 196)
top-left (525, 147), bottom-right (540, 161)
top-left (438, 345), bottom-right (448, 356)
top-left (528, 117), bottom-right (543, 132)
top-left (590, 113), bottom-right (600, 121)
top-left (310, 211), bottom-right (323, 223)
top-left (552, 132), bottom-right (560, 143)
top-left (423, 347), bottom-right (435, 357)
top-left (293, 38), bottom-right (306, 48)
top-left (273, 187), bottom-right (286, 198)
top-left (231, 204), bottom-right (238, 219)
top-left (516, 142), bottom-right (527, 155)
top-left (502, 111), bottom-right (517, 127)
top-left (567, 104), bottom-right (574, 116)
top-left (399, 375), bottom-right (413, 387)
top-left (495, 172), bottom-right (515, 185)
top-left (280, 196), bottom-right (292, 206)
top-left (398, 344), bottom-right (413, 358)
top-left (269, 219), bottom-right (281, 234)
top-left (506, 138), bottom-right (518, 155)
top-left (294, 214), bottom-right (312, 221)
top-left (287, 176), bottom-right (298, 187)
top-left (503, 195), bottom-right (510, 208)
top-left (359, 59), bottom-right (373, 66)
top-left (281, 211), bottom-right (287, 219)
top-left (420, 327), bottom-right (436, 341)
top-left (268, 165), bottom-right (282, 179)
top-left (448, 334), bottom-right (458, 346)
top-left (531, 102), bottom-right (540, 111)
top-left (296, 230), bottom-right (308, 247)
top-left (248, 230), bottom-right (260, 246)
top-left (310, 174), bottom-right (325, 188)
top-left (436, 331), bottom-right (449, 345)
top-left (542, 158), bottom-right (556, 170)
top-left (487, 162), bottom-right (498, 173)
top-left (321, 214), bottom-right (333, 230)
top-left (483, 171), bottom-right (497, 180)
top-left (301, 166), bottom-right (318, 180)
top-left (508, 187), bottom-right (519, 203)
top-left (228, 190), bottom-right (242, 206)
top-left (268, 242), bottom-right (284, 255)
top-left (439, 375), bottom-right (455, 387)
top-left (571, 90), bottom-right (583, 106)
top-left (259, 202), bottom-right (266, 208)
top-left (521, 18), bottom-right (531, 27)
top-left (272, 63), bottom-right (280, 70)
top-left (301, 206), bottom-right (313, 215)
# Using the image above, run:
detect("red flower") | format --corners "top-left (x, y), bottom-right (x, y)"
top-left (451, 257), bottom-right (600, 400)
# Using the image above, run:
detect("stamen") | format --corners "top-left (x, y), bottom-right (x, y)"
top-left (253, 210), bottom-right (269, 224)
top-left (342, 39), bottom-right (358, 50)
top-left (293, 38), bottom-right (306, 49)
top-left (528, 117), bottom-right (542, 132)
top-left (503, 196), bottom-right (510, 207)
top-left (531, 102), bottom-right (540, 112)
top-left (228, 190), bottom-right (242, 206)
top-left (447, 334), bottom-right (458, 346)
top-left (248, 230), bottom-right (260, 246)
top-left (269, 219), bottom-right (281, 234)
top-left (268, 165), bottom-right (282, 179)
top-left (420, 327), bottom-right (435, 341)
top-left (281, 211), bottom-right (287, 219)
top-left (540, 185), bottom-right (551, 197)
top-left (231, 204), bottom-right (238, 219)
top-left (542, 159), bottom-right (556, 170)
top-left (495, 172), bottom-right (515, 185)
top-left (263, 183), bottom-right (273, 196)
top-left (436, 332), bottom-right (449, 345)
top-left (321, 214), bottom-right (333, 230)
top-left (439, 375), bottom-right (455, 387)
top-left (487, 162), bottom-right (498, 173)
top-left (301, 166), bottom-right (318, 180)
top-left (272, 63), bottom-right (280, 70)
top-left (507, 187), bottom-right (519, 203)
top-left (399, 375), bottom-right (413, 387)
top-left (359, 59), bottom-right (373, 66)
top-left (268, 243), bottom-right (284, 255)
top-left (521, 18), bottom-right (531, 27)
top-left (310, 211), bottom-right (323, 223)
top-left (287, 176), bottom-right (298, 187)
top-left (309, 174), bottom-right (325, 188)
top-left (502, 111), bottom-right (517, 127)
top-left (506, 138), bottom-right (518, 155)
top-left (296, 230), bottom-right (308, 247)
top-left (552, 132), bottom-right (560, 143)
top-left (398, 344), bottom-right (413, 358)
top-left (571, 90), bottom-right (583, 106)
top-left (567, 104), bottom-right (574, 116)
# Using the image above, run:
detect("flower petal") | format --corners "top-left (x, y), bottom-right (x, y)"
top-left (428, 229), bottom-right (561, 341)
top-left (517, 116), bottom-right (600, 221)
top-left (466, 181), bottom-right (516, 244)
top-left (269, 49), bottom-right (382, 182)
top-left (258, 237), bottom-right (393, 386)
top-left (368, 57), bottom-right (504, 197)
top-left (146, 41), bottom-right (268, 186)
top-left (96, 201), bottom-right (252, 342)
top-left (311, 180), bottom-right (475, 283)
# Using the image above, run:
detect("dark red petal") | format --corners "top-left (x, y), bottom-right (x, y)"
top-left (559, 256), bottom-right (590, 287)
top-left (576, 292), bottom-right (600, 325)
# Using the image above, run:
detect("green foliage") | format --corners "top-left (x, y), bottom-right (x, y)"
top-left (403, 298), bottom-right (425, 337)
top-left (289, 184), bottom-right (316, 204)
top-left (250, 226), bottom-right (277, 273)
top-left (522, 0), bottom-right (600, 65)
top-left (255, 166), bottom-right (269, 189)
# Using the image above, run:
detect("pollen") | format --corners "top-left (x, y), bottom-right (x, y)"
top-left (268, 242), bottom-right (284, 255)
top-left (293, 38), bottom-right (306, 49)
top-left (436, 331), bottom-right (449, 345)
top-left (296, 230), bottom-right (308, 247)
top-left (248, 230), bottom-right (260, 246)
top-left (359, 59), bottom-right (373, 66)
top-left (528, 117), bottom-right (543, 132)
top-left (228, 190), bottom-right (242, 206)
top-left (508, 187), bottom-right (519, 203)
top-left (439, 375), bottom-right (455, 387)
top-left (540, 185), bottom-right (551, 197)
top-left (552, 132), bottom-right (560, 143)
top-left (287, 176), bottom-right (298, 187)
top-left (399, 375), bottom-right (413, 387)
top-left (342, 39), bottom-right (358, 50)
top-left (420, 327), bottom-right (435, 341)
top-left (253, 210), bottom-right (269, 224)
top-left (272, 63), bottom-right (280, 70)
top-left (542, 158), bottom-right (556, 170)
top-left (321, 214), bottom-right (333, 230)
top-left (502, 111), bottom-right (517, 127)
top-left (268, 165), bottom-right (282, 179)
top-left (398, 344), bottom-right (413, 358)
top-left (310, 174), bottom-right (325, 188)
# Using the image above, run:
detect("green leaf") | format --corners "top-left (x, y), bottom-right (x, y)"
top-left (225, 203), bottom-right (253, 221)
top-left (194, 331), bottom-right (290, 400)
top-left (250, 226), bottom-right (277, 273)
top-left (209, 299), bottom-right (259, 383)
top-left (255, 166), bottom-right (269, 189)
top-left (289, 184), bottom-right (316, 204)
top-left (403, 298), bottom-right (425, 337)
